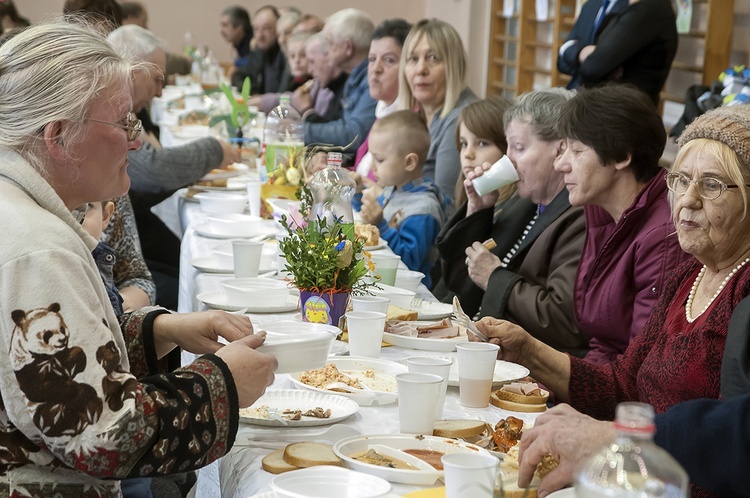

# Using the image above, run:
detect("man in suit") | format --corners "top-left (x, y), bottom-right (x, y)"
top-left (557, 0), bottom-right (629, 89)
top-left (557, 0), bottom-right (677, 105)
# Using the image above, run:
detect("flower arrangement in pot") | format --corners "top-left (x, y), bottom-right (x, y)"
top-left (278, 187), bottom-right (374, 326)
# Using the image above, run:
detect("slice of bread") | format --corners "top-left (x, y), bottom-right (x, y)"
top-left (387, 304), bottom-right (418, 321)
top-left (433, 419), bottom-right (488, 438)
top-left (261, 449), bottom-right (298, 474)
top-left (282, 442), bottom-right (341, 468)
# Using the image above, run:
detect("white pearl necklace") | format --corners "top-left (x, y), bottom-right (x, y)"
top-left (685, 257), bottom-right (750, 323)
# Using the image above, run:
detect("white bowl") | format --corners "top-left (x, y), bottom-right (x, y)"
top-left (257, 321), bottom-right (339, 374)
top-left (220, 277), bottom-right (290, 305)
top-left (270, 466), bottom-right (391, 498)
top-left (205, 213), bottom-right (262, 237)
top-left (394, 270), bottom-right (425, 292)
top-left (371, 283), bottom-right (416, 309)
top-left (195, 192), bottom-right (247, 214)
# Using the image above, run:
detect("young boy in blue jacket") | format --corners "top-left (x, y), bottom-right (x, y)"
top-left (355, 110), bottom-right (448, 287)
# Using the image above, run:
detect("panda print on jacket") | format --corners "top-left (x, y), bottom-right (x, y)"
top-left (10, 303), bottom-right (103, 438)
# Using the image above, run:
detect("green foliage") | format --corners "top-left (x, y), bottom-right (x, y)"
top-left (278, 214), bottom-right (374, 294)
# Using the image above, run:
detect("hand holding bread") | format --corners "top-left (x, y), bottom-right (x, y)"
top-left (517, 404), bottom-right (616, 493)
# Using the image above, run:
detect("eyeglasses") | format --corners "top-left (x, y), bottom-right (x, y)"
top-left (665, 172), bottom-right (750, 200)
top-left (87, 112), bottom-right (143, 141)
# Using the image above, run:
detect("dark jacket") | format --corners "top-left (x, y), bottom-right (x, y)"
top-left (438, 190), bottom-right (588, 355)
top-left (577, 0), bottom-right (678, 105)
top-left (233, 41), bottom-right (288, 94)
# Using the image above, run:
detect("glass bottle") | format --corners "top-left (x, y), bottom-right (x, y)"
top-left (574, 402), bottom-right (689, 498)
top-left (308, 152), bottom-right (356, 234)
top-left (261, 95), bottom-right (304, 183)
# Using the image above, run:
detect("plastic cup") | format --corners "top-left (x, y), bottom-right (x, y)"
top-left (471, 155), bottom-right (519, 197)
top-left (370, 253), bottom-right (401, 286)
top-left (406, 356), bottom-right (453, 420)
top-left (456, 343), bottom-right (500, 407)
top-left (232, 240), bottom-right (263, 278)
top-left (246, 180), bottom-right (262, 217)
top-left (346, 310), bottom-right (387, 358)
top-left (396, 372), bottom-right (443, 434)
top-left (351, 295), bottom-right (390, 314)
top-left (442, 453), bottom-right (500, 498)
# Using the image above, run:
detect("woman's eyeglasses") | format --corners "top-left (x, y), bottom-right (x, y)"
top-left (665, 172), bottom-right (750, 200)
top-left (87, 112), bottom-right (143, 141)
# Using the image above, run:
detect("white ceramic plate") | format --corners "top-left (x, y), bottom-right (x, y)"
top-left (382, 322), bottom-right (468, 352)
top-left (334, 434), bottom-right (491, 485)
top-left (414, 301), bottom-right (453, 321)
top-left (364, 238), bottom-right (388, 251)
top-left (447, 360), bottom-right (529, 387)
top-left (546, 488), bottom-right (576, 498)
top-left (288, 357), bottom-right (408, 406)
top-left (192, 182), bottom-right (247, 191)
top-left (193, 221), bottom-right (279, 239)
top-left (197, 290), bottom-right (298, 313)
top-left (239, 389), bottom-right (358, 427)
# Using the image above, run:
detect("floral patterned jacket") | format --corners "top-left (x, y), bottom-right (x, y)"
top-left (0, 150), bottom-right (239, 497)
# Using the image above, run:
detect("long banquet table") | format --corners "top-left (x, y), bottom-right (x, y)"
top-left (165, 184), bottom-right (540, 498)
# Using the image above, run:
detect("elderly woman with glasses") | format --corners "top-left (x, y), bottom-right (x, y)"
top-left (475, 105), bottom-right (750, 497)
top-left (0, 21), bottom-right (276, 495)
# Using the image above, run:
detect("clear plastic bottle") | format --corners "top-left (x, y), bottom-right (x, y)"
top-left (262, 95), bottom-right (304, 182)
top-left (574, 402), bottom-right (689, 498)
top-left (183, 32), bottom-right (195, 58)
top-left (308, 152), bottom-right (356, 229)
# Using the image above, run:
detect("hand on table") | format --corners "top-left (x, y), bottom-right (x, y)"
top-left (464, 240), bottom-right (501, 290)
top-left (360, 188), bottom-right (384, 226)
top-left (465, 162), bottom-right (500, 216)
top-left (518, 404), bottom-right (616, 494)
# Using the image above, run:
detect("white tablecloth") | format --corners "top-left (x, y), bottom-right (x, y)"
top-left (169, 193), bottom-right (538, 498)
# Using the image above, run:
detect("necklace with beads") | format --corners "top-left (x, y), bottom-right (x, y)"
top-left (685, 257), bottom-right (750, 323)
top-left (500, 205), bottom-right (541, 267)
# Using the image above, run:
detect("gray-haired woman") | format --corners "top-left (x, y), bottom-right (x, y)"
top-left (0, 21), bottom-right (275, 495)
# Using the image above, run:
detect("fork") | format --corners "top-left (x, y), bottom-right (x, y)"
top-left (324, 382), bottom-right (375, 394)
top-left (452, 297), bottom-right (491, 342)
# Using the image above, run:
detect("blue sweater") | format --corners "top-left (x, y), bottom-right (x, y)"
top-left (304, 58), bottom-right (377, 155)
top-left (355, 179), bottom-right (447, 287)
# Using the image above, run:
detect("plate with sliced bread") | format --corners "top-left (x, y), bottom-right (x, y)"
top-left (239, 389), bottom-right (359, 427)
top-left (288, 357), bottom-right (408, 406)
top-left (490, 382), bottom-right (549, 413)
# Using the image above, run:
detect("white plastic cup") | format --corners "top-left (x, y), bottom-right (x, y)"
top-left (246, 180), bottom-right (262, 217)
top-left (231, 239), bottom-right (263, 278)
top-left (370, 253), bottom-right (401, 286)
top-left (471, 155), bottom-right (519, 197)
top-left (442, 453), bottom-right (500, 498)
top-left (396, 372), bottom-right (443, 434)
top-left (406, 356), bottom-right (453, 420)
top-left (456, 343), bottom-right (500, 408)
top-left (345, 310), bottom-right (387, 358)
top-left (351, 295), bottom-right (390, 314)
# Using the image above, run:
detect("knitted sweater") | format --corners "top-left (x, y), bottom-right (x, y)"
top-left (569, 258), bottom-right (750, 498)
top-left (0, 150), bottom-right (239, 497)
